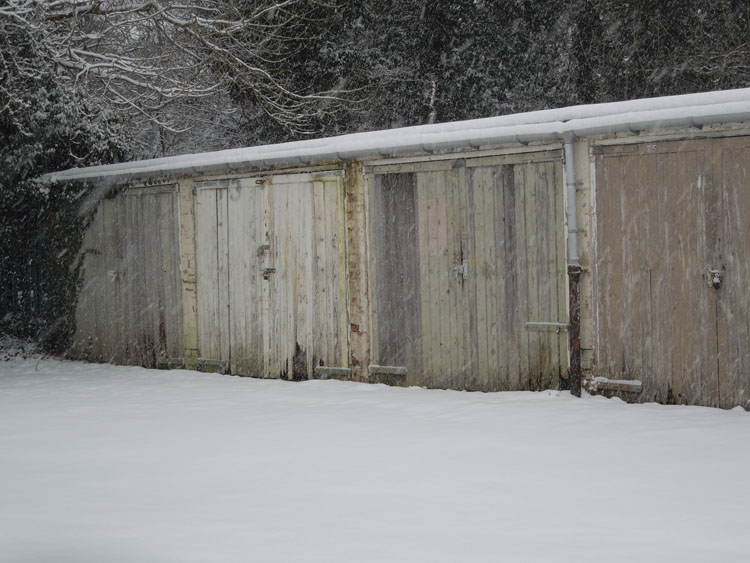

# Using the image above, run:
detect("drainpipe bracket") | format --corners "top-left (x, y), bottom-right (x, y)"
top-left (567, 264), bottom-right (586, 275)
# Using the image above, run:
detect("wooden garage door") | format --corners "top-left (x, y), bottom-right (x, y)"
top-left (368, 150), bottom-right (567, 391)
top-left (195, 172), bottom-right (348, 378)
top-left (74, 185), bottom-right (183, 366)
top-left (594, 136), bottom-right (750, 408)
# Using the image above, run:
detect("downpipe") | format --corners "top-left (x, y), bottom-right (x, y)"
top-left (564, 137), bottom-right (583, 397)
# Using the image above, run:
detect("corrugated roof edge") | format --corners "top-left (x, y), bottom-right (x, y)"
top-left (41, 88), bottom-right (750, 184)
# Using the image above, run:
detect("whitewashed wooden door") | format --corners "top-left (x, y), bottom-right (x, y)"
top-left (195, 178), bottom-right (266, 374)
top-left (263, 173), bottom-right (349, 380)
top-left (195, 172), bottom-right (348, 378)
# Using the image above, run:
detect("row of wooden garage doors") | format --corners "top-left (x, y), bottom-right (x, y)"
top-left (192, 151), bottom-right (568, 391)
top-left (73, 136), bottom-right (750, 407)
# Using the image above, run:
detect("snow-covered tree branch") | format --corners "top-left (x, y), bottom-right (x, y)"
top-left (1, 0), bottom-right (342, 154)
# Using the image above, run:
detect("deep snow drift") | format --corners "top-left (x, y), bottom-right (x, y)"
top-left (1, 352), bottom-right (748, 562)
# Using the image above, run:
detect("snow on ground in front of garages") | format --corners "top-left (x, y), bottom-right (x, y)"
top-left (1, 353), bottom-right (748, 563)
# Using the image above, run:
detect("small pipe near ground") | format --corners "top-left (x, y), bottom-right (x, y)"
top-left (564, 138), bottom-right (583, 397)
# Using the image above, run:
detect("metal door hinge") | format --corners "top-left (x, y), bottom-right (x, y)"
top-left (525, 321), bottom-right (569, 334)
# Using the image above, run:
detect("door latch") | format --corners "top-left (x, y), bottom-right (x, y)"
top-left (707, 267), bottom-right (722, 290)
top-left (261, 267), bottom-right (276, 280)
top-left (452, 260), bottom-right (469, 279)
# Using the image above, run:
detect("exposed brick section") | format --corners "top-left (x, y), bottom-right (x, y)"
top-left (345, 162), bottom-right (370, 381)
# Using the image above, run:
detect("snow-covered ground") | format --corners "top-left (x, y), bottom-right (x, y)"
top-left (1, 351), bottom-right (749, 563)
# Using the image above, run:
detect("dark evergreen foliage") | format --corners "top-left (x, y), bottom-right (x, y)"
top-left (1, 23), bottom-right (124, 350)
top-left (238, 0), bottom-right (750, 145)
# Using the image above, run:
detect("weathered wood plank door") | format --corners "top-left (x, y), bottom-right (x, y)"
top-left (594, 140), bottom-right (715, 404)
top-left (594, 136), bottom-right (750, 408)
top-left (74, 185), bottom-right (183, 366)
top-left (263, 173), bottom-right (349, 380)
top-left (195, 172), bottom-right (348, 378)
top-left (368, 150), bottom-right (567, 391)
top-left (196, 178), bottom-right (265, 374)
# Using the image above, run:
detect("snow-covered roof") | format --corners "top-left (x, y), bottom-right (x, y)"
top-left (44, 88), bottom-right (750, 184)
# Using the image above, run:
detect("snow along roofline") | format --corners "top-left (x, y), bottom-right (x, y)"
top-left (42, 88), bottom-right (750, 184)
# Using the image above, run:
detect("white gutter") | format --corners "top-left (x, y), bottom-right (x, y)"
top-left (41, 90), bottom-right (750, 185)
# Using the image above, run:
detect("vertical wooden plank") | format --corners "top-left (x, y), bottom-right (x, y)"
top-left (90, 200), bottom-right (107, 362)
top-left (445, 167), bottom-right (462, 387)
top-left (717, 137), bottom-right (750, 409)
top-left (312, 180), bottom-right (328, 368)
top-left (167, 188), bottom-right (184, 361)
top-left (262, 180), bottom-right (274, 378)
top-left (216, 189), bottom-right (230, 366)
top-left (485, 166), bottom-right (505, 389)
top-left (281, 180), bottom-right (294, 377)
top-left (281, 181), bottom-right (293, 377)
top-left (227, 178), bottom-right (265, 376)
top-left (327, 177), bottom-right (341, 366)
top-left (292, 181), bottom-right (304, 378)
top-left (270, 181), bottom-right (282, 377)
top-left (481, 164), bottom-right (500, 390)
top-left (470, 166), bottom-right (490, 389)
top-left (237, 180), bottom-right (260, 376)
top-left (703, 140), bottom-right (722, 407)
top-left (119, 193), bottom-right (132, 363)
top-left (553, 159), bottom-right (568, 383)
top-left (458, 164), bottom-right (478, 387)
top-left (419, 172), bottom-right (440, 385)
top-left (501, 164), bottom-right (521, 389)
top-left (416, 173), bottom-right (432, 383)
top-left (526, 162), bottom-right (542, 387)
top-left (125, 192), bottom-right (139, 364)
top-left (324, 176), bottom-right (344, 368)
top-left (245, 181), bottom-right (260, 375)
top-left (143, 193), bottom-right (158, 366)
top-left (490, 165), bottom-right (506, 389)
top-left (334, 176), bottom-right (350, 369)
top-left (195, 188), bottom-right (220, 361)
top-left (514, 164), bottom-right (531, 385)
top-left (136, 191), bottom-right (149, 365)
top-left (300, 179), bottom-right (313, 379)
top-left (178, 178), bottom-right (198, 370)
top-left (434, 172), bottom-right (451, 387)
top-left (114, 194), bottom-right (129, 364)
top-left (158, 192), bottom-right (170, 360)
top-left (534, 161), bottom-right (554, 387)
top-left (226, 181), bottom-right (246, 374)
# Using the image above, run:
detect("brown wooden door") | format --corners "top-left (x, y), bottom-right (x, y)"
top-left (594, 136), bottom-right (750, 408)
top-left (368, 150), bottom-right (567, 391)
